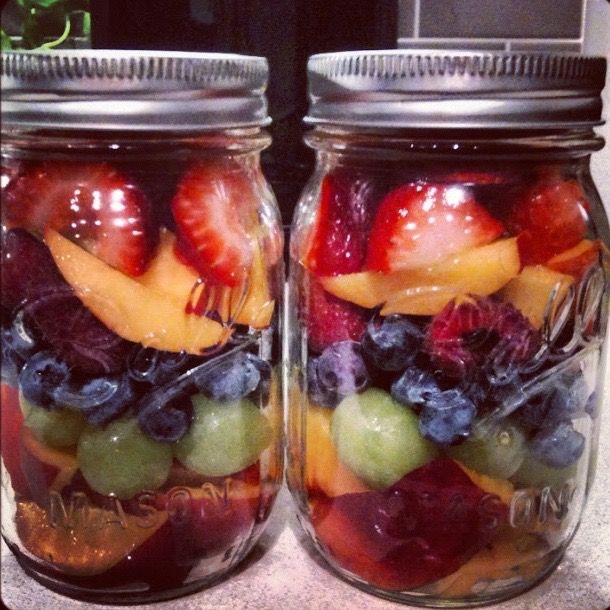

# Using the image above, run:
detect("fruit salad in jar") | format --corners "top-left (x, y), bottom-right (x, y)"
top-left (1, 153), bottom-right (284, 600)
top-left (287, 161), bottom-right (608, 601)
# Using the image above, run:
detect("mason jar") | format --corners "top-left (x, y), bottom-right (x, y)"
top-left (287, 50), bottom-right (609, 606)
top-left (1, 50), bottom-right (284, 603)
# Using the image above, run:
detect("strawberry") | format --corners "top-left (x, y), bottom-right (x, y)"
top-left (2, 161), bottom-right (157, 276)
top-left (303, 173), bottom-right (378, 276)
top-left (303, 278), bottom-right (367, 353)
top-left (365, 183), bottom-right (504, 273)
top-left (171, 161), bottom-right (256, 287)
top-left (506, 178), bottom-right (589, 266)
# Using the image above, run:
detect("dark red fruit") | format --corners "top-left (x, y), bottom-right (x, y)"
top-left (1, 383), bottom-right (29, 497)
top-left (365, 183), bottom-right (504, 273)
top-left (25, 290), bottom-right (132, 375)
top-left (1, 229), bottom-right (66, 312)
top-left (303, 278), bottom-right (367, 353)
top-left (172, 161), bottom-right (256, 286)
top-left (506, 178), bottom-right (589, 265)
top-left (3, 162), bottom-right (157, 276)
top-left (425, 295), bottom-right (540, 377)
top-left (312, 458), bottom-right (507, 591)
top-left (304, 173), bottom-right (378, 276)
top-left (1, 228), bottom-right (132, 374)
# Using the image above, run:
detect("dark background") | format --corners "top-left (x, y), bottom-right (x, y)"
top-left (90, 0), bottom-right (399, 224)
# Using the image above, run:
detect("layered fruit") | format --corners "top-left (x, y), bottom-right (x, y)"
top-left (289, 166), bottom-right (606, 597)
top-left (1, 157), bottom-right (283, 596)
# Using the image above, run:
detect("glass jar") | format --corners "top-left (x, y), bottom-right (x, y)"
top-left (1, 50), bottom-right (284, 603)
top-left (287, 50), bottom-right (609, 606)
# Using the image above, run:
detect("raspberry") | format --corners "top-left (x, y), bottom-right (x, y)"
top-left (303, 279), bottom-right (367, 353)
top-left (425, 295), bottom-right (540, 378)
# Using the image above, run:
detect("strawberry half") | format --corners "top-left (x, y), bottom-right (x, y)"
top-left (171, 161), bottom-right (256, 287)
top-left (506, 178), bottom-right (589, 266)
top-left (2, 162), bottom-right (157, 276)
top-left (365, 183), bottom-right (504, 273)
top-left (303, 173), bottom-right (379, 276)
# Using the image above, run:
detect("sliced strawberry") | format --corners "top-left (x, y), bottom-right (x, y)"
top-left (171, 161), bottom-right (256, 287)
top-left (303, 278), bottom-right (367, 353)
top-left (303, 173), bottom-right (378, 276)
top-left (506, 178), bottom-right (589, 266)
top-left (3, 162), bottom-right (157, 276)
top-left (365, 183), bottom-right (504, 273)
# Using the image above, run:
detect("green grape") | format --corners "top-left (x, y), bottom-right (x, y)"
top-left (330, 388), bottom-right (437, 490)
top-left (77, 418), bottom-right (172, 499)
top-left (511, 450), bottom-right (578, 489)
top-left (447, 421), bottom-right (526, 479)
top-left (174, 395), bottom-right (271, 477)
top-left (20, 392), bottom-right (86, 448)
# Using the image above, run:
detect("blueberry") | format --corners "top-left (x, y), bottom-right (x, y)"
top-left (362, 315), bottom-right (422, 371)
top-left (248, 356), bottom-right (273, 405)
top-left (56, 373), bottom-right (136, 426)
top-left (138, 389), bottom-right (193, 443)
top-left (418, 389), bottom-right (476, 444)
top-left (307, 357), bottom-right (339, 407)
top-left (1, 311), bottom-right (41, 384)
top-left (546, 376), bottom-right (589, 421)
top-left (391, 366), bottom-right (442, 407)
top-left (128, 347), bottom-right (193, 385)
top-left (517, 376), bottom-right (590, 433)
top-left (317, 340), bottom-right (369, 397)
top-left (18, 351), bottom-right (70, 408)
top-left (585, 392), bottom-right (599, 419)
top-left (529, 420), bottom-right (585, 468)
top-left (194, 351), bottom-right (263, 402)
top-left (2, 325), bottom-right (23, 384)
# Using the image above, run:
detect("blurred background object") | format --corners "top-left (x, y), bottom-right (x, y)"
top-left (1, 0), bottom-right (91, 50)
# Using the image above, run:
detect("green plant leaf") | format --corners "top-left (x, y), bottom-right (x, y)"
top-left (80, 10), bottom-right (91, 37)
top-left (1, 30), bottom-right (14, 50)
top-left (17, 0), bottom-right (67, 9)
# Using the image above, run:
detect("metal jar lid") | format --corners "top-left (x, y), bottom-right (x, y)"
top-left (1, 49), bottom-right (270, 132)
top-left (305, 50), bottom-right (607, 130)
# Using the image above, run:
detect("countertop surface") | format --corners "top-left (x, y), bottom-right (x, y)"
top-left (2, 374), bottom-right (610, 610)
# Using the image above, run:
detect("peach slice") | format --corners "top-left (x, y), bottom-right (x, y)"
top-left (306, 405), bottom-right (371, 497)
top-left (454, 461), bottom-right (514, 506)
top-left (15, 498), bottom-right (169, 576)
top-left (45, 229), bottom-right (227, 353)
top-left (137, 228), bottom-right (200, 304)
top-left (428, 532), bottom-right (546, 597)
top-left (140, 229), bottom-right (274, 329)
top-left (546, 239), bottom-right (602, 280)
top-left (499, 265), bottom-right (573, 329)
top-left (320, 238), bottom-right (520, 315)
top-left (217, 241), bottom-right (275, 329)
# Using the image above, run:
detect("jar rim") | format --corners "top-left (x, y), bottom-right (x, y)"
top-left (305, 50), bottom-right (607, 130)
top-left (1, 49), bottom-right (271, 132)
